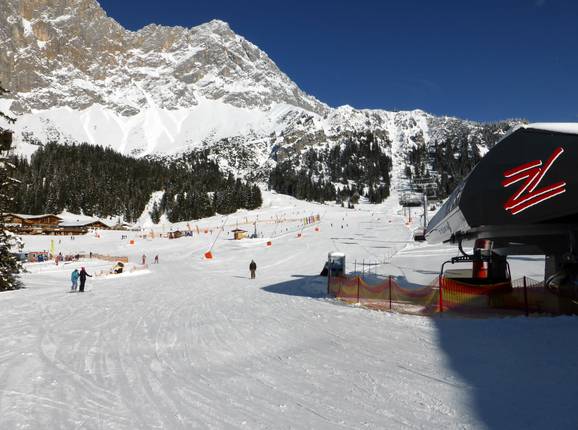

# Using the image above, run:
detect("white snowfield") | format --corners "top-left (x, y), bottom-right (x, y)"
top-left (1, 192), bottom-right (577, 429)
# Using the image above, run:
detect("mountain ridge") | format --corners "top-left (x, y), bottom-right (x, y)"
top-left (0, 0), bottom-right (522, 199)
top-left (0, 0), bottom-right (327, 114)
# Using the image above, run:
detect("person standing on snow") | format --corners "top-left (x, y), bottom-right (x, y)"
top-left (71, 269), bottom-right (79, 292)
top-left (142, 254), bottom-right (146, 266)
top-left (154, 255), bottom-right (159, 264)
top-left (79, 267), bottom-right (92, 292)
top-left (249, 260), bottom-right (257, 279)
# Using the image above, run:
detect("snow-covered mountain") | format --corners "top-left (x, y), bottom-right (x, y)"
top-left (0, 0), bottom-right (325, 115)
top-left (0, 0), bottom-right (521, 185)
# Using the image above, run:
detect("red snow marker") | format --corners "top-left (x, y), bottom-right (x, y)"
top-left (266, 241), bottom-right (272, 247)
top-left (315, 227), bottom-right (320, 232)
top-left (204, 251), bottom-right (213, 259)
top-left (297, 233), bottom-right (302, 238)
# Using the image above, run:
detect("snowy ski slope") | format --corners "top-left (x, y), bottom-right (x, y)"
top-left (0, 192), bottom-right (576, 429)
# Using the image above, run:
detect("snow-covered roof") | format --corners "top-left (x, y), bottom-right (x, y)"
top-left (59, 219), bottom-right (110, 228)
top-left (523, 123), bottom-right (578, 135)
top-left (6, 213), bottom-right (62, 220)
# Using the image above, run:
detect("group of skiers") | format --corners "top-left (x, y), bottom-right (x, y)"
top-left (70, 267), bottom-right (92, 292)
top-left (141, 254), bottom-right (159, 265)
top-left (68, 257), bottom-right (256, 292)
top-left (69, 253), bottom-right (162, 292)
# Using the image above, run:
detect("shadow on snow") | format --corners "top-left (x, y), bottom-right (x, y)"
top-left (261, 275), bottom-right (328, 299)
top-left (262, 273), bottom-right (578, 428)
top-left (433, 315), bottom-right (578, 429)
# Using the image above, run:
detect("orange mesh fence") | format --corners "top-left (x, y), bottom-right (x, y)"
top-left (328, 273), bottom-right (578, 315)
top-left (440, 278), bottom-right (511, 311)
top-left (337, 276), bottom-right (360, 302)
top-left (328, 276), bottom-right (359, 303)
top-left (492, 277), bottom-right (578, 314)
top-left (329, 275), bottom-right (439, 313)
top-left (92, 253), bottom-right (129, 263)
top-left (391, 280), bottom-right (437, 305)
top-left (358, 278), bottom-right (393, 311)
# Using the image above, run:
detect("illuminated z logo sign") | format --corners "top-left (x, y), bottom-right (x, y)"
top-left (502, 147), bottom-right (566, 215)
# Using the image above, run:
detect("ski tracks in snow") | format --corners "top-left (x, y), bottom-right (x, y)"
top-left (0, 197), bottom-right (483, 429)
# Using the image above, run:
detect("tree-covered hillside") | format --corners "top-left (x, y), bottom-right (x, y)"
top-left (10, 143), bottom-right (262, 222)
top-left (406, 120), bottom-right (517, 197)
top-left (269, 131), bottom-right (392, 204)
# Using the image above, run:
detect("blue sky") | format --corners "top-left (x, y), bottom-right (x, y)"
top-left (97, 0), bottom-right (578, 122)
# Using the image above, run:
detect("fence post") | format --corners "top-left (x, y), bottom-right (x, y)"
top-left (438, 274), bottom-right (444, 313)
top-left (523, 276), bottom-right (529, 317)
top-left (327, 261), bottom-right (331, 296)
top-left (389, 275), bottom-right (392, 310)
top-left (357, 275), bottom-right (360, 304)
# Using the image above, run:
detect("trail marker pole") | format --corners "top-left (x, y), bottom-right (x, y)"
top-left (523, 276), bottom-right (529, 317)
top-left (389, 275), bottom-right (392, 310)
top-left (205, 216), bottom-right (228, 259)
top-left (438, 274), bottom-right (444, 313)
top-left (357, 275), bottom-right (360, 304)
top-left (327, 261), bottom-right (331, 296)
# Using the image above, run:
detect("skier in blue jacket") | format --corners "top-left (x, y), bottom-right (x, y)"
top-left (71, 269), bottom-right (79, 292)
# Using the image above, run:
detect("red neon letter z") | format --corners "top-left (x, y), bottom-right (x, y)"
top-left (502, 147), bottom-right (566, 215)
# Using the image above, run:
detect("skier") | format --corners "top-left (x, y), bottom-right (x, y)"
top-left (249, 260), bottom-right (257, 279)
top-left (154, 255), bottom-right (159, 264)
top-left (142, 254), bottom-right (146, 265)
top-left (70, 269), bottom-right (79, 292)
top-left (79, 267), bottom-right (92, 292)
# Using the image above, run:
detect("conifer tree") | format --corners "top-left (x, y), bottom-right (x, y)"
top-left (0, 83), bottom-right (22, 290)
top-left (150, 201), bottom-right (161, 224)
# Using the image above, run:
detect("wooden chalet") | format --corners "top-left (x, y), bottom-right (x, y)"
top-left (58, 220), bottom-right (111, 235)
top-left (3, 213), bottom-right (62, 234)
top-left (3, 213), bottom-right (111, 235)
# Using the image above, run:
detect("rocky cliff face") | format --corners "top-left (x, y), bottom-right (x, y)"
top-left (0, 0), bottom-right (326, 115)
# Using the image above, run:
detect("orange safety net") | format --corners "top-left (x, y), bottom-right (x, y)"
top-left (329, 275), bottom-right (439, 313)
top-left (328, 274), bottom-right (578, 315)
top-left (440, 277), bottom-right (512, 311)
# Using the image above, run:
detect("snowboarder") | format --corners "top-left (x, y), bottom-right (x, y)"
top-left (154, 255), bottom-right (159, 264)
top-left (249, 260), bottom-right (257, 279)
top-left (79, 267), bottom-right (92, 292)
top-left (70, 269), bottom-right (79, 292)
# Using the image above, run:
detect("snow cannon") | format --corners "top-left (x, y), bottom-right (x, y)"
top-left (426, 123), bottom-right (578, 300)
